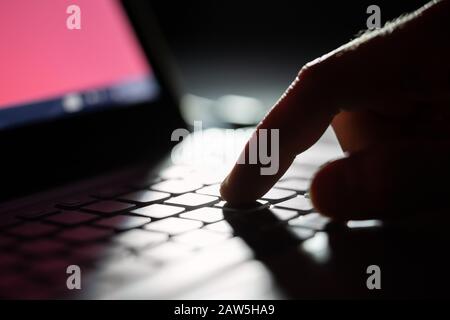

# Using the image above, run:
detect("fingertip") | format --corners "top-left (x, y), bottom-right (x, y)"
top-left (219, 173), bottom-right (252, 204)
top-left (219, 173), bottom-right (260, 205)
top-left (219, 175), bottom-right (231, 201)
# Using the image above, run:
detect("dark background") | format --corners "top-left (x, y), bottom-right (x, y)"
top-left (151, 0), bottom-right (429, 107)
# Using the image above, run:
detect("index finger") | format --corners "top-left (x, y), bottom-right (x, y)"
top-left (219, 0), bottom-right (445, 204)
top-left (219, 61), bottom-right (338, 204)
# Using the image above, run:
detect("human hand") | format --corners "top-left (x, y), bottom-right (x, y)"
top-left (220, 0), bottom-right (450, 220)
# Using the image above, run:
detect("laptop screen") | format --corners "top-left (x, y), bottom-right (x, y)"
top-left (0, 0), bottom-right (159, 130)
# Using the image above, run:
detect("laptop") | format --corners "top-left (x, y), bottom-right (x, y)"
top-left (0, 0), bottom-right (448, 299)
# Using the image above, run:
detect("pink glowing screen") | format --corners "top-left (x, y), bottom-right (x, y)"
top-left (0, 0), bottom-right (152, 108)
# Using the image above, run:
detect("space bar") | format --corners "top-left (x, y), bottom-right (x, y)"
top-left (103, 238), bottom-right (254, 299)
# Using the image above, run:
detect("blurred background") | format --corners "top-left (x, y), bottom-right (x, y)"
top-left (150, 0), bottom-right (429, 125)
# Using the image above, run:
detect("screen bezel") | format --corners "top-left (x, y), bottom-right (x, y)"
top-left (0, 0), bottom-right (186, 201)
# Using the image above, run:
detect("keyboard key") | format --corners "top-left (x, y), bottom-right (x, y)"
top-left (195, 184), bottom-right (221, 197)
top-left (287, 226), bottom-right (315, 240)
top-left (114, 229), bottom-right (168, 249)
top-left (19, 240), bottom-right (66, 256)
top-left (180, 207), bottom-right (223, 223)
top-left (30, 258), bottom-right (72, 276)
top-left (145, 217), bottom-right (202, 235)
top-left (269, 208), bottom-right (298, 221)
top-left (213, 201), bottom-right (227, 208)
top-left (94, 216), bottom-right (151, 231)
top-left (223, 209), bottom-right (280, 233)
top-left (118, 190), bottom-right (170, 204)
top-left (93, 256), bottom-right (157, 287)
top-left (69, 243), bottom-right (130, 265)
top-left (16, 206), bottom-right (59, 220)
top-left (204, 221), bottom-right (233, 234)
top-left (242, 224), bottom-right (310, 253)
top-left (56, 195), bottom-right (96, 209)
top-left (275, 196), bottom-right (313, 212)
top-left (0, 273), bottom-right (57, 299)
top-left (7, 222), bottom-right (58, 238)
top-left (275, 179), bottom-right (310, 192)
top-left (140, 242), bottom-right (193, 263)
top-left (131, 204), bottom-right (184, 219)
top-left (150, 180), bottom-right (202, 194)
top-left (288, 213), bottom-right (331, 230)
top-left (164, 193), bottom-right (218, 208)
top-left (261, 188), bottom-right (296, 202)
top-left (104, 238), bottom-right (254, 300)
top-left (45, 211), bottom-right (97, 226)
top-left (172, 229), bottom-right (230, 249)
top-left (58, 226), bottom-right (114, 243)
top-left (281, 164), bottom-right (317, 180)
top-left (82, 200), bottom-right (135, 214)
top-left (220, 200), bottom-right (269, 212)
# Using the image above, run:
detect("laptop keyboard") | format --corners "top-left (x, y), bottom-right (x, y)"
top-left (0, 162), bottom-right (334, 298)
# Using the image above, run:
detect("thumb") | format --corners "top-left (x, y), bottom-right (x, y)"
top-left (310, 140), bottom-right (450, 220)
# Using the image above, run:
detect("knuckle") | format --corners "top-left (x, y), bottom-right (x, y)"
top-left (297, 61), bottom-right (321, 83)
top-left (297, 54), bottom-right (338, 90)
